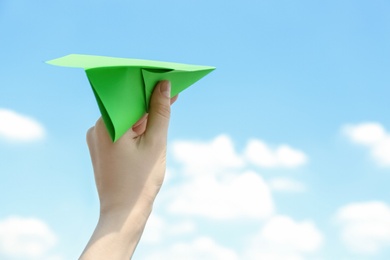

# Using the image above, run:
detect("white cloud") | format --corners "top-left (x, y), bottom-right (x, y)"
top-left (164, 167), bottom-right (174, 185)
top-left (171, 135), bottom-right (308, 173)
top-left (260, 215), bottom-right (323, 252)
top-left (171, 134), bottom-right (244, 175)
top-left (268, 178), bottom-right (306, 193)
top-left (169, 136), bottom-right (275, 219)
top-left (143, 215), bottom-right (323, 260)
top-left (246, 215), bottom-right (323, 260)
top-left (142, 214), bottom-right (166, 244)
top-left (167, 171), bottom-right (274, 220)
top-left (0, 216), bottom-right (57, 258)
top-left (343, 122), bottom-right (390, 166)
top-left (0, 109), bottom-right (45, 141)
top-left (343, 123), bottom-right (386, 145)
top-left (145, 237), bottom-right (239, 260)
top-left (42, 255), bottom-right (64, 260)
top-left (244, 139), bottom-right (308, 168)
top-left (169, 221), bottom-right (196, 236)
top-left (157, 135), bottom-right (316, 258)
top-left (168, 135), bottom-right (310, 219)
top-left (335, 201), bottom-right (390, 254)
top-left (143, 214), bottom-right (196, 244)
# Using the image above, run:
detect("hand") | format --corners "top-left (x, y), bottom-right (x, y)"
top-left (80, 80), bottom-right (177, 260)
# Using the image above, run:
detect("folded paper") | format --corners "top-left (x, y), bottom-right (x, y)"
top-left (47, 54), bottom-right (215, 142)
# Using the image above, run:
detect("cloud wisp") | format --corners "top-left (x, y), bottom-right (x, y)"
top-left (145, 236), bottom-right (239, 260)
top-left (335, 201), bottom-right (390, 255)
top-left (0, 109), bottom-right (45, 142)
top-left (172, 135), bottom-right (309, 173)
top-left (343, 122), bottom-right (390, 167)
top-left (167, 170), bottom-right (275, 220)
top-left (244, 139), bottom-right (308, 168)
top-left (171, 134), bottom-right (245, 175)
top-left (246, 215), bottom-right (323, 260)
top-left (268, 177), bottom-right (306, 193)
top-left (0, 216), bottom-right (57, 259)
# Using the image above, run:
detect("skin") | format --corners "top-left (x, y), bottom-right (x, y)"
top-left (80, 80), bottom-right (177, 260)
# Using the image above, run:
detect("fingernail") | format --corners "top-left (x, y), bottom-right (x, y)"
top-left (160, 81), bottom-right (171, 98)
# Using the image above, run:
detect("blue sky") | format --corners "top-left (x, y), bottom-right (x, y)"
top-left (1, 0), bottom-right (390, 259)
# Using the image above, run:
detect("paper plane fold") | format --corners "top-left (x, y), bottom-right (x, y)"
top-left (47, 54), bottom-right (215, 142)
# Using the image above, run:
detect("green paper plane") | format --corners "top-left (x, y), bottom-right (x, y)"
top-left (47, 54), bottom-right (215, 142)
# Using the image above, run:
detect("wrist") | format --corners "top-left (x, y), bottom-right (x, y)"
top-left (80, 201), bottom-right (154, 259)
top-left (99, 200), bottom-right (153, 231)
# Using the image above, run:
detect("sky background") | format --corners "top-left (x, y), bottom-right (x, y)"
top-left (1, 0), bottom-right (390, 259)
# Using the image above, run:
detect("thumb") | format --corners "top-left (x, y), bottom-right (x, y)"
top-left (144, 80), bottom-right (171, 144)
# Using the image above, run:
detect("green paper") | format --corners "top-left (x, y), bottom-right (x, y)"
top-left (47, 54), bottom-right (215, 142)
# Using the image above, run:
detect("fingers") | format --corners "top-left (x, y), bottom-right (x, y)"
top-left (86, 126), bottom-right (95, 148)
top-left (170, 95), bottom-right (179, 105)
top-left (144, 80), bottom-right (171, 145)
top-left (90, 83), bottom-right (177, 144)
top-left (132, 114), bottom-right (148, 136)
top-left (91, 118), bottom-right (116, 145)
top-left (132, 95), bottom-right (178, 138)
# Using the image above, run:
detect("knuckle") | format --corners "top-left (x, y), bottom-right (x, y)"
top-left (94, 118), bottom-right (109, 138)
top-left (153, 103), bottom-right (171, 120)
top-left (86, 127), bottom-right (95, 146)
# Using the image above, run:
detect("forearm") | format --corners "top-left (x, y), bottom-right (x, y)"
top-left (79, 203), bottom-right (153, 260)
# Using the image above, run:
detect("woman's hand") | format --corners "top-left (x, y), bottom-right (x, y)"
top-left (80, 81), bottom-right (177, 260)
